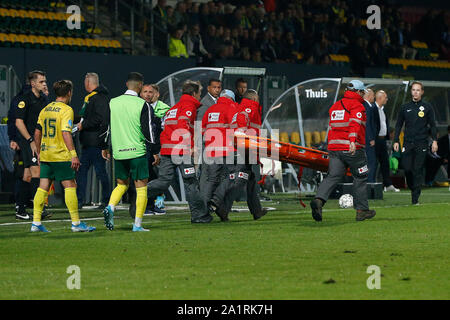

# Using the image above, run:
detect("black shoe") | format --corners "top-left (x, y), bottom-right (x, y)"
top-left (253, 207), bottom-right (268, 220)
top-left (152, 206), bottom-right (166, 215)
top-left (15, 206), bottom-right (31, 220)
top-left (208, 200), bottom-right (228, 222)
top-left (310, 199), bottom-right (323, 222)
top-left (191, 214), bottom-right (213, 224)
top-left (356, 209), bottom-right (376, 221)
top-left (95, 203), bottom-right (107, 210)
top-left (41, 206), bottom-right (52, 220)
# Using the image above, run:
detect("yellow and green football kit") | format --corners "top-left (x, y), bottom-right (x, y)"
top-left (33, 101), bottom-right (79, 225)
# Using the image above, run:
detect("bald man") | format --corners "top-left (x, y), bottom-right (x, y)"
top-left (363, 88), bottom-right (377, 183)
top-left (373, 91), bottom-right (399, 192)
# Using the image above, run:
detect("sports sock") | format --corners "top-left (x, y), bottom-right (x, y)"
top-left (135, 186), bottom-right (148, 227)
top-left (33, 188), bottom-right (48, 223)
top-left (108, 184), bottom-right (129, 210)
top-left (30, 177), bottom-right (40, 199)
top-left (17, 180), bottom-right (30, 211)
top-left (65, 187), bottom-right (80, 225)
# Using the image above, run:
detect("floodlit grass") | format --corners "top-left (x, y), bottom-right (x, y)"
top-left (0, 188), bottom-right (449, 300)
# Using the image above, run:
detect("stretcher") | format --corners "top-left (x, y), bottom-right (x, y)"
top-left (235, 134), bottom-right (350, 207)
top-left (235, 134), bottom-right (330, 172)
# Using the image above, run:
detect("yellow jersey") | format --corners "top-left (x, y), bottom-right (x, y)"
top-left (37, 101), bottom-right (74, 162)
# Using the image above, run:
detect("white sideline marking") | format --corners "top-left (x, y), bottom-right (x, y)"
top-left (0, 202), bottom-right (447, 228)
top-left (0, 216), bottom-right (107, 227)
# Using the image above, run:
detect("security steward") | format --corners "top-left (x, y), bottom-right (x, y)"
top-left (311, 80), bottom-right (376, 222)
top-left (393, 81), bottom-right (438, 205)
top-left (145, 80), bottom-right (213, 223)
top-left (209, 89), bottom-right (268, 221)
top-left (14, 70), bottom-right (49, 216)
top-left (201, 89), bottom-right (238, 221)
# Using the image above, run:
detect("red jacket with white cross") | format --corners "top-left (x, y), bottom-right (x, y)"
top-left (160, 94), bottom-right (199, 156)
top-left (231, 98), bottom-right (263, 137)
top-left (327, 90), bottom-right (366, 151)
top-left (202, 96), bottom-right (239, 158)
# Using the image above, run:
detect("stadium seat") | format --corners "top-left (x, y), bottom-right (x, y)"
top-left (320, 131), bottom-right (327, 143)
top-left (312, 131), bottom-right (321, 145)
top-left (0, 32), bottom-right (11, 46)
top-left (290, 132), bottom-right (300, 145)
top-left (280, 132), bottom-right (290, 143)
top-left (0, 2), bottom-right (126, 54)
top-left (304, 131), bottom-right (312, 147)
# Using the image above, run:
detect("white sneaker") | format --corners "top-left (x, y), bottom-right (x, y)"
top-left (384, 185), bottom-right (400, 192)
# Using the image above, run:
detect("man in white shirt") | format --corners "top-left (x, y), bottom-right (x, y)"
top-left (374, 90), bottom-right (399, 192)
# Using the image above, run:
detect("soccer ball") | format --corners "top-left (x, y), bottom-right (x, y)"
top-left (339, 194), bottom-right (353, 209)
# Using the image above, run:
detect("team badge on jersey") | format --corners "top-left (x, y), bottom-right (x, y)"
top-left (419, 106), bottom-right (425, 111)
top-left (208, 112), bottom-right (220, 122)
top-left (18, 101), bottom-right (25, 109)
top-left (245, 108), bottom-right (251, 113)
top-left (418, 111), bottom-right (424, 117)
top-left (186, 111), bottom-right (192, 117)
top-left (356, 112), bottom-right (362, 119)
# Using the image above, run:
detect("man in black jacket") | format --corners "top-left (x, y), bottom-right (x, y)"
top-left (13, 71), bottom-right (50, 220)
top-left (8, 83), bottom-right (32, 219)
top-left (363, 88), bottom-right (376, 183)
top-left (372, 90), bottom-right (399, 192)
top-left (394, 81), bottom-right (438, 204)
top-left (75, 73), bottom-right (111, 209)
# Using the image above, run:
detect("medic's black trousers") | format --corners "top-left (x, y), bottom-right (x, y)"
top-left (315, 149), bottom-right (369, 211)
top-left (130, 155), bottom-right (212, 222)
top-left (210, 161), bottom-right (263, 218)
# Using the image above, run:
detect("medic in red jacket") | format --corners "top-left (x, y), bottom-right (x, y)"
top-left (202, 93), bottom-right (238, 159)
top-left (327, 90), bottom-right (367, 151)
top-left (231, 89), bottom-right (262, 136)
top-left (160, 94), bottom-right (200, 156)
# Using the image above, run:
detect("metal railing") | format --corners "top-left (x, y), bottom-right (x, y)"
top-left (68, 0), bottom-right (167, 56)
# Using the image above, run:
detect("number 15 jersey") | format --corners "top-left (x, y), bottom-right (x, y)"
top-left (37, 101), bottom-right (74, 162)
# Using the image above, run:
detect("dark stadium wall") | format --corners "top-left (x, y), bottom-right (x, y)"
top-left (1, 48), bottom-right (448, 114)
top-left (213, 59), bottom-right (351, 84)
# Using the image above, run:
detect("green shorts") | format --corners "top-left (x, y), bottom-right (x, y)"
top-left (114, 156), bottom-right (149, 181)
top-left (40, 162), bottom-right (76, 181)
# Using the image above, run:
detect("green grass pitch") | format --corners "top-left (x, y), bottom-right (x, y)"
top-left (0, 188), bottom-right (449, 300)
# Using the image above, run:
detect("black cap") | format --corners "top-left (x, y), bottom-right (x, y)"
top-left (127, 72), bottom-right (144, 82)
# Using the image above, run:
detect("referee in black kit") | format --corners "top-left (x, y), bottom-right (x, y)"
top-left (14, 70), bottom-right (50, 218)
top-left (393, 81), bottom-right (438, 205)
